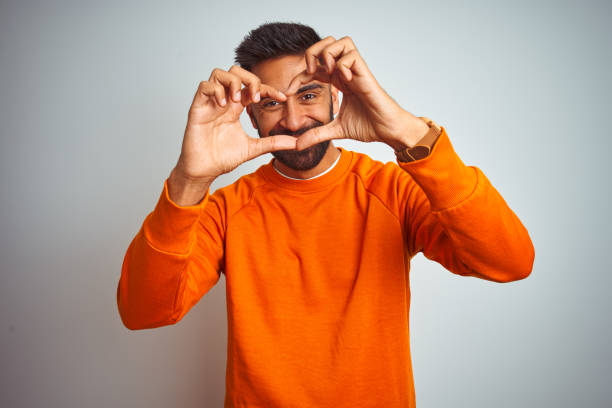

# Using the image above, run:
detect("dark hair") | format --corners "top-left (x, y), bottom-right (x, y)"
top-left (234, 22), bottom-right (322, 71)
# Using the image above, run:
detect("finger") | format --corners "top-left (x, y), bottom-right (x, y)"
top-left (194, 81), bottom-right (227, 107)
top-left (209, 69), bottom-right (243, 103)
top-left (335, 50), bottom-right (359, 82)
top-left (320, 36), bottom-right (357, 74)
top-left (338, 64), bottom-right (352, 82)
top-left (304, 36), bottom-right (336, 74)
top-left (260, 84), bottom-right (287, 102)
top-left (229, 65), bottom-right (262, 104)
top-left (240, 83), bottom-right (286, 107)
top-left (247, 135), bottom-right (297, 160)
top-left (284, 66), bottom-right (331, 97)
top-left (295, 121), bottom-right (343, 151)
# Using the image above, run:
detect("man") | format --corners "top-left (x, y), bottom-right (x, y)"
top-left (117, 22), bottom-right (534, 407)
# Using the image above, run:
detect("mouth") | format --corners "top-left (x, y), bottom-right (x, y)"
top-left (269, 121), bottom-right (323, 138)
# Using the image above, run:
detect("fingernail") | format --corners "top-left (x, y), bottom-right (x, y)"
top-left (220, 98), bottom-right (226, 106)
top-left (254, 92), bottom-right (260, 102)
top-left (234, 91), bottom-right (241, 101)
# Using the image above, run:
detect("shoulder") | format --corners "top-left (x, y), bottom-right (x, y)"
top-left (348, 149), bottom-right (413, 190)
top-left (207, 166), bottom-right (269, 216)
top-left (346, 149), bottom-right (419, 216)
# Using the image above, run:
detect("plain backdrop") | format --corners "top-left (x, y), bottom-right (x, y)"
top-left (1, 0), bottom-right (610, 407)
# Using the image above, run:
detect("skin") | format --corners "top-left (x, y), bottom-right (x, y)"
top-left (168, 35), bottom-right (430, 206)
top-left (247, 54), bottom-right (341, 179)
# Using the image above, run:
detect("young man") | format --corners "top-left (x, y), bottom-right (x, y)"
top-left (117, 22), bottom-right (534, 408)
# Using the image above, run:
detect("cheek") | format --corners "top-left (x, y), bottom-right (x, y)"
top-left (256, 114), bottom-right (282, 135)
top-left (310, 102), bottom-right (333, 122)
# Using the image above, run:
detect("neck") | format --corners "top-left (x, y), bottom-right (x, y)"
top-left (273, 143), bottom-right (341, 179)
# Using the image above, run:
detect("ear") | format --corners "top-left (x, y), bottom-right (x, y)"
top-left (330, 85), bottom-right (340, 116)
top-left (246, 105), bottom-right (258, 129)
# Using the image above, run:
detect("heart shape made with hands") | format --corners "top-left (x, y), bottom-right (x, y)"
top-left (278, 48), bottom-right (411, 151)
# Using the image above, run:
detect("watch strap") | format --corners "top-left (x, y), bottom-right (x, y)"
top-left (395, 117), bottom-right (442, 163)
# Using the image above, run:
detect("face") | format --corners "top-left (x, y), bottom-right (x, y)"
top-left (247, 54), bottom-right (339, 171)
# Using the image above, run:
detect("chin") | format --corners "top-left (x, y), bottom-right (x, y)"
top-left (272, 140), bottom-right (330, 171)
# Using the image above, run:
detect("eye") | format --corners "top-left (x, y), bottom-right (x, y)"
top-left (301, 93), bottom-right (317, 101)
top-left (263, 100), bottom-right (280, 108)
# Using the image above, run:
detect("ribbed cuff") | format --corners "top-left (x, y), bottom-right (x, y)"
top-left (142, 178), bottom-right (210, 254)
top-left (398, 126), bottom-right (478, 212)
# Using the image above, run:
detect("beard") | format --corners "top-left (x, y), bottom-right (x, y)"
top-left (256, 101), bottom-right (334, 171)
top-left (265, 123), bottom-right (330, 171)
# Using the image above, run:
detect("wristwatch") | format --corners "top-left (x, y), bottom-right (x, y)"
top-left (394, 117), bottom-right (442, 163)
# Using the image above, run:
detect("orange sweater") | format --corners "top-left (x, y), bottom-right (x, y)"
top-left (117, 126), bottom-right (534, 407)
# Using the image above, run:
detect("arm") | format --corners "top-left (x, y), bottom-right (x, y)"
top-left (277, 35), bottom-right (534, 281)
top-left (398, 125), bottom-right (535, 283)
top-left (116, 173), bottom-right (226, 330)
top-left (116, 65), bottom-right (298, 330)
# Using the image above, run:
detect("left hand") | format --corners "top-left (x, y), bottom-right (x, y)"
top-left (284, 36), bottom-right (429, 151)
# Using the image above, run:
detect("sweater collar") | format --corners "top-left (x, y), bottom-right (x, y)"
top-left (259, 146), bottom-right (353, 193)
top-left (273, 149), bottom-right (342, 180)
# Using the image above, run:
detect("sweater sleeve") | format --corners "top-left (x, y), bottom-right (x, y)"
top-left (398, 126), bottom-right (535, 282)
top-left (117, 178), bottom-right (226, 330)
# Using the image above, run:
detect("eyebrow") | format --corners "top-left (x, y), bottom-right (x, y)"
top-left (258, 83), bottom-right (324, 106)
top-left (296, 83), bottom-right (324, 94)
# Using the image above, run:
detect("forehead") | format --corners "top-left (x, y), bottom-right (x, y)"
top-left (251, 54), bottom-right (310, 94)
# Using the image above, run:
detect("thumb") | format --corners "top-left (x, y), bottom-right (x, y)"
top-left (295, 120), bottom-right (343, 151)
top-left (247, 135), bottom-right (298, 161)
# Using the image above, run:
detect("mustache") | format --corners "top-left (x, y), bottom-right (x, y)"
top-left (268, 120), bottom-right (324, 137)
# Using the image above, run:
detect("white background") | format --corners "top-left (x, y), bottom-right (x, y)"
top-left (1, 0), bottom-right (610, 406)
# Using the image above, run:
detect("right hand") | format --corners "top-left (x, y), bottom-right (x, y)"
top-left (174, 65), bottom-right (298, 183)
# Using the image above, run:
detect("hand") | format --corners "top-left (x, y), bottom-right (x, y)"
top-left (175, 65), bottom-right (298, 183)
top-left (284, 36), bottom-right (429, 151)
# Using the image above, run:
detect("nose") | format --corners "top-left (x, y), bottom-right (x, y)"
top-left (279, 99), bottom-right (308, 133)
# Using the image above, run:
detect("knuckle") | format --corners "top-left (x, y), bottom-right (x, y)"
top-left (223, 75), bottom-right (237, 88)
top-left (269, 137), bottom-right (278, 150)
top-left (341, 36), bottom-right (356, 49)
top-left (229, 74), bottom-right (240, 84)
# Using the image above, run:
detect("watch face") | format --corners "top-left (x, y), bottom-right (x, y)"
top-left (396, 145), bottom-right (430, 162)
top-left (409, 145), bottom-right (431, 160)
top-left (397, 116), bottom-right (440, 162)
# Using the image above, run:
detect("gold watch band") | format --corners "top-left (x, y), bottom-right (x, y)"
top-left (395, 117), bottom-right (442, 163)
